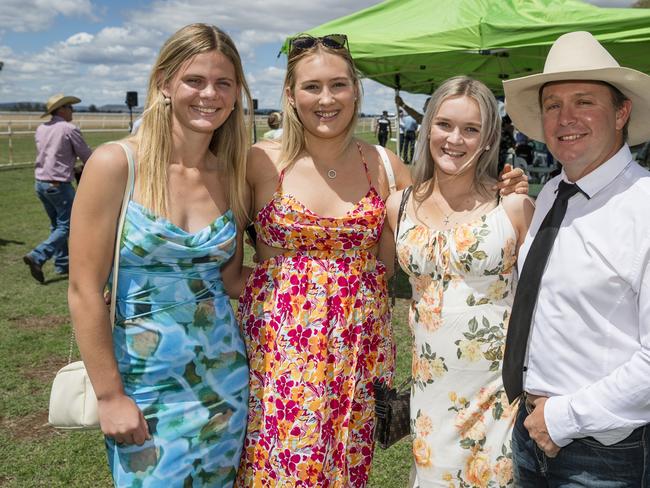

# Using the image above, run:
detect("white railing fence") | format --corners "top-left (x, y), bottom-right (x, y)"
top-left (0, 115), bottom-right (393, 168)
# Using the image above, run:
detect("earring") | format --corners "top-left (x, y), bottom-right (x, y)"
top-left (484, 145), bottom-right (491, 151)
top-left (163, 96), bottom-right (171, 106)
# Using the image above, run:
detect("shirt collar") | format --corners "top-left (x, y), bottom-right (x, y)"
top-left (560, 144), bottom-right (633, 199)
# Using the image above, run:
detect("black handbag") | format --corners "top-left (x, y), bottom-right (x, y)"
top-left (374, 186), bottom-right (413, 449)
top-left (373, 377), bottom-right (412, 449)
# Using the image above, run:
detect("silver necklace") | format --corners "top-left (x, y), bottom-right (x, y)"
top-left (431, 196), bottom-right (453, 225)
top-left (327, 169), bottom-right (337, 179)
top-left (433, 194), bottom-right (490, 226)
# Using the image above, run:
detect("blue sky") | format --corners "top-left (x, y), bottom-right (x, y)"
top-left (0, 0), bottom-right (637, 114)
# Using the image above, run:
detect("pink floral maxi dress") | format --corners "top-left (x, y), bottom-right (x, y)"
top-left (236, 147), bottom-right (394, 487)
top-left (396, 202), bottom-right (518, 488)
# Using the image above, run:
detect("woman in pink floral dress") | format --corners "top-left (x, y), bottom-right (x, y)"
top-left (386, 77), bottom-right (534, 488)
top-left (236, 38), bottom-right (527, 486)
top-left (235, 35), bottom-right (410, 487)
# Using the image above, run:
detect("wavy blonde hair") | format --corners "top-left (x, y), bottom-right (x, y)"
top-left (279, 42), bottom-right (362, 170)
top-left (412, 76), bottom-right (501, 202)
top-left (132, 23), bottom-right (252, 226)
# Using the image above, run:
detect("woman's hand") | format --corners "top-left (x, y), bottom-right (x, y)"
top-left (494, 164), bottom-right (529, 195)
top-left (98, 393), bottom-right (151, 446)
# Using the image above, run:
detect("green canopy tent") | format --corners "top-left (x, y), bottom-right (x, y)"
top-left (284, 0), bottom-right (650, 96)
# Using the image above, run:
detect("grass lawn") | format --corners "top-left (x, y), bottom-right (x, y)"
top-left (0, 133), bottom-right (413, 487)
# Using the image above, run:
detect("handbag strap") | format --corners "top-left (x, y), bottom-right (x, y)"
top-left (66, 141), bottom-right (134, 363)
top-left (376, 145), bottom-right (396, 194)
top-left (110, 142), bottom-right (135, 327)
top-left (391, 186), bottom-right (412, 307)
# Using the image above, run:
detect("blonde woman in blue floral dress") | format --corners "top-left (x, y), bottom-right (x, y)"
top-left (386, 77), bottom-right (534, 488)
top-left (68, 25), bottom-right (252, 486)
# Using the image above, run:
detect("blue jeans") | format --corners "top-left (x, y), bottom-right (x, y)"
top-left (512, 400), bottom-right (649, 487)
top-left (29, 181), bottom-right (74, 271)
top-left (401, 130), bottom-right (416, 163)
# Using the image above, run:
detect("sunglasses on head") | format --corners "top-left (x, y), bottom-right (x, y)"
top-left (289, 34), bottom-right (348, 57)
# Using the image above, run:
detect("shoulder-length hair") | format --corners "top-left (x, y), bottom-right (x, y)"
top-left (412, 76), bottom-right (501, 202)
top-left (133, 23), bottom-right (253, 227)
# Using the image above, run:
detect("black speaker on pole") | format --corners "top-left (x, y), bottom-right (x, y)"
top-left (125, 91), bottom-right (138, 108)
top-left (125, 91), bottom-right (138, 131)
top-left (252, 99), bottom-right (258, 143)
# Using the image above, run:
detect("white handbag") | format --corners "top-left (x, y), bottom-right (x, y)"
top-left (48, 141), bottom-right (135, 430)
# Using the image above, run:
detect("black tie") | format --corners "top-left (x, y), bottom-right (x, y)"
top-left (502, 181), bottom-right (582, 403)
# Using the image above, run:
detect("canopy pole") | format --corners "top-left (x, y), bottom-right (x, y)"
top-left (395, 75), bottom-right (402, 162)
top-left (395, 89), bottom-right (402, 161)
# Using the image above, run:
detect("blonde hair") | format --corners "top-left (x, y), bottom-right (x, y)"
top-left (278, 43), bottom-right (362, 170)
top-left (132, 23), bottom-right (253, 226)
top-left (412, 76), bottom-right (501, 202)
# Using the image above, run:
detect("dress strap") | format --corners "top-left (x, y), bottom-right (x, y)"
top-left (375, 145), bottom-right (396, 194)
top-left (112, 141), bottom-right (136, 199)
top-left (356, 141), bottom-right (373, 187)
top-left (396, 186), bottom-right (412, 243)
top-left (276, 168), bottom-right (286, 192)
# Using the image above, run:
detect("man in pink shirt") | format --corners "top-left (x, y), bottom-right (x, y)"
top-left (23, 93), bottom-right (92, 283)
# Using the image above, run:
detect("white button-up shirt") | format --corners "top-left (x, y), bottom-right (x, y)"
top-left (520, 144), bottom-right (650, 447)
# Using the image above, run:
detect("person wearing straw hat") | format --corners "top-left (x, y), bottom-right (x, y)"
top-left (501, 31), bottom-right (650, 486)
top-left (23, 93), bottom-right (92, 283)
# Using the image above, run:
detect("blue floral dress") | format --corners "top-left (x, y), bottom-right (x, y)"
top-left (107, 194), bottom-right (249, 487)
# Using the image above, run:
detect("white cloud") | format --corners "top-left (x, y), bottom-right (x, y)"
top-left (2, 0), bottom-right (97, 32)
top-left (127, 0), bottom-right (375, 33)
top-left (260, 66), bottom-right (286, 82)
top-left (248, 66), bottom-right (287, 109)
top-left (0, 45), bottom-right (13, 58)
top-left (14, 62), bottom-right (42, 74)
top-left (35, 0), bottom-right (93, 16)
top-left (66, 32), bottom-right (94, 45)
top-left (88, 64), bottom-right (111, 77)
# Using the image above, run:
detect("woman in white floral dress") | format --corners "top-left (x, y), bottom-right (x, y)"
top-left (386, 77), bottom-right (534, 488)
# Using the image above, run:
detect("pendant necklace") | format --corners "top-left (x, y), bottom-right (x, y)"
top-left (432, 195), bottom-right (453, 226)
top-left (434, 193), bottom-right (487, 227)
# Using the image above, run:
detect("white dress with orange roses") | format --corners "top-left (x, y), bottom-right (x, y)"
top-left (396, 203), bottom-right (518, 488)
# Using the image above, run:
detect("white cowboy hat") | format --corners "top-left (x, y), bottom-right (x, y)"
top-left (41, 93), bottom-right (81, 118)
top-left (503, 31), bottom-right (650, 146)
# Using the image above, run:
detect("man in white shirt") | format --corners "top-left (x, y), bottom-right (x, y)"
top-left (502, 31), bottom-right (650, 486)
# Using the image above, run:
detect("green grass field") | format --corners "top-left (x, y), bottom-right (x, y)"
top-left (0, 140), bottom-right (413, 487)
